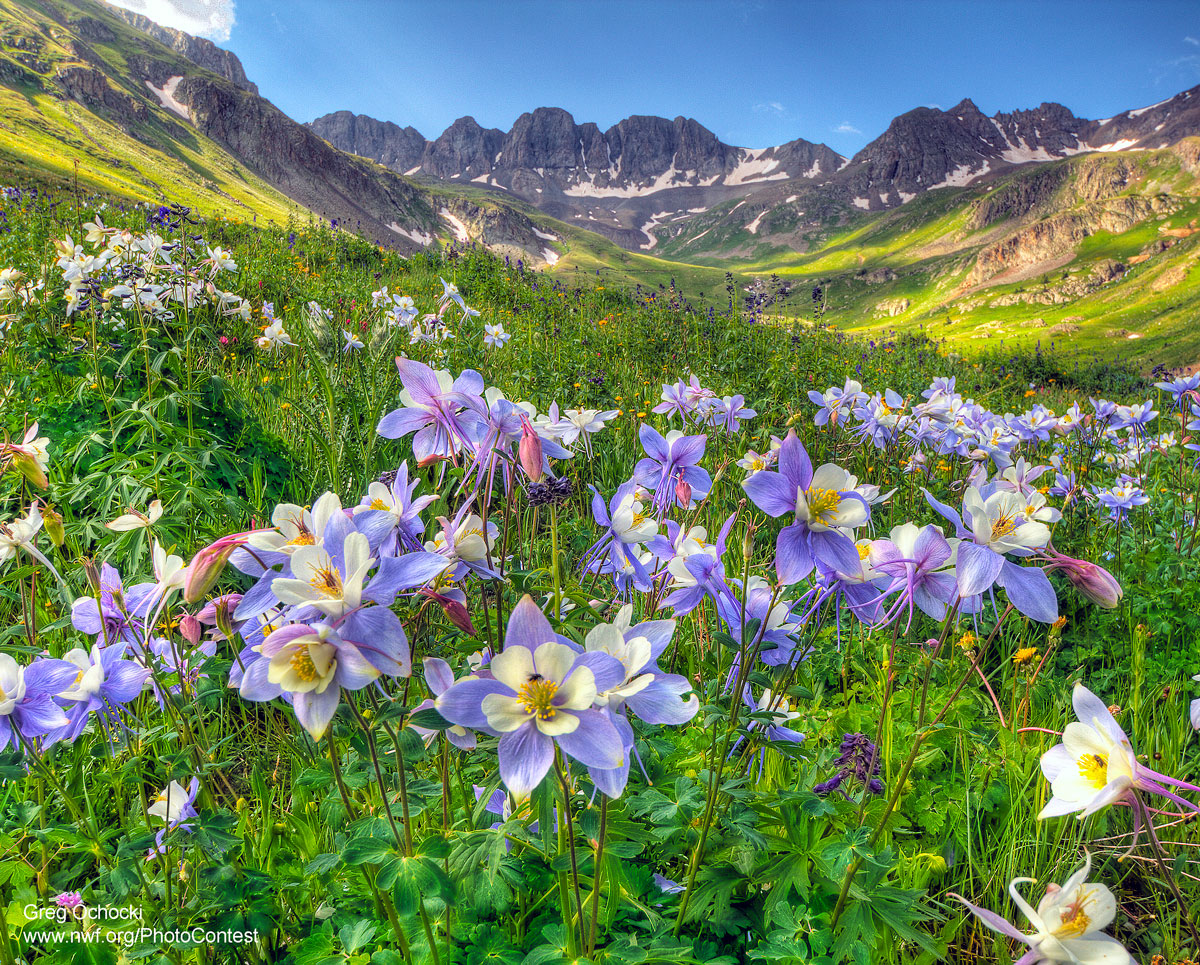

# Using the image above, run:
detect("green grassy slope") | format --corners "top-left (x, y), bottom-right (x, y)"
top-left (0, 0), bottom-right (307, 224)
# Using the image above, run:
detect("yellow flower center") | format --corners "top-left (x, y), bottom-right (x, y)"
top-left (518, 678), bottom-right (559, 720)
top-left (990, 512), bottom-right (1018, 541)
top-left (1055, 897), bottom-right (1093, 938)
top-left (369, 498), bottom-right (389, 510)
top-left (289, 646), bottom-right (320, 683)
top-left (309, 565), bottom-right (343, 598)
top-left (1078, 753), bottom-right (1109, 790)
top-left (856, 544), bottom-right (870, 560)
top-left (287, 530), bottom-right (315, 546)
top-left (804, 487), bottom-right (841, 525)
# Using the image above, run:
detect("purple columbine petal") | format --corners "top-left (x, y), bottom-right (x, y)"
top-left (423, 657), bottom-right (456, 696)
top-left (294, 686), bottom-right (342, 739)
top-left (16, 695), bottom-right (70, 736)
top-left (377, 406), bottom-right (432, 440)
top-left (590, 758), bottom-right (631, 798)
top-left (775, 524), bottom-right (814, 585)
top-left (338, 607), bottom-right (411, 676)
top-left (996, 560), bottom-right (1058, 624)
top-left (555, 710), bottom-right (624, 770)
top-left (498, 725), bottom-right (555, 799)
top-left (572, 652), bottom-right (626, 693)
top-left (638, 423), bottom-right (670, 463)
top-left (332, 641), bottom-right (383, 691)
top-left (776, 433), bottom-right (813, 490)
top-left (955, 541), bottom-right (1003, 598)
top-left (238, 657), bottom-right (280, 701)
top-left (438, 677), bottom-right (510, 729)
top-left (23, 659), bottom-right (81, 696)
top-left (234, 571), bottom-right (283, 622)
top-left (810, 529), bottom-right (862, 577)
top-left (949, 893), bottom-right (1031, 944)
top-left (504, 595), bottom-right (559, 651)
top-left (364, 551), bottom-right (450, 605)
top-left (625, 676), bottom-right (698, 726)
top-left (743, 470), bottom-right (796, 518)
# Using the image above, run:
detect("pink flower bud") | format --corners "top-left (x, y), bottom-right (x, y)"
top-left (419, 588), bottom-right (477, 637)
top-left (1062, 559), bottom-right (1123, 609)
top-left (1045, 548), bottom-right (1123, 609)
top-left (519, 419), bottom-right (544, 483)
top-left (674, 474), bottom-right (692, 508)
top-left (183, 531), bottom-right (254, 604)
top-left (179, 615), bottom-right (202, 645)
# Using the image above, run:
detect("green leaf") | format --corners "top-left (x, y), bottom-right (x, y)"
top-left (340, 919), bottom-right (378, 954)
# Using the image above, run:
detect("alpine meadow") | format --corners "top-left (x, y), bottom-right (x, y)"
top-left (1, 1), bottom-right (1200, 964)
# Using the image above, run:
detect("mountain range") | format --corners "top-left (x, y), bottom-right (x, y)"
top-left (309, 91), bottom-right (1200, 254)
top-left (2, 0), bottom-right (1200, 366)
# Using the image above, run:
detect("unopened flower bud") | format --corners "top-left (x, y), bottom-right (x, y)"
top-left (1047, 548), bottom-right (1122, 609)
top-left (420, 588), bottom-right (477, 636)
top-left (183, 531), bottom-right (252, 604)
top-left (519, 419), bottom-right (544, 483)
top-left (674, 474), bottom-right (692, 508)
top-left (7, 450), bottom-right (48, 490)
top-left (82, 557), bottom-right (101, 593)
top-left (742, 526), bottom-right (754, 562)
top-left (41, 503), bottom-right (65, 548)
top-left (179, 615), bottom-right (201, 645)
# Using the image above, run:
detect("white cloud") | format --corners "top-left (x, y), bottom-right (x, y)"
top-left (834, 122), bottom-right (861, 135)
top-left (1186, 35), bottom-right (1200, 46)
top-left (753, 101), bottom-right (785, 114)
top-left (925, 103), bottom-right (943, 110)
top-left (105, 0), bottom-right (236, 42)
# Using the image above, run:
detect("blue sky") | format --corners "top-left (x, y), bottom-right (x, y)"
top-left (110, 0), bottom-right (1200, 153)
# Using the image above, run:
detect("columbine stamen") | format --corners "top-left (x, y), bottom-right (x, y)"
top-left (803, 487), bottom-right (840, 525)
top-left (517, 678), bottom-right (559, 720)
top-left (309, 566), bottom-right (343, 597)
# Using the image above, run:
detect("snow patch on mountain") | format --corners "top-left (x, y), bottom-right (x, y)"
top-left (145, 76), bottom-right (189, 120)
top-left (439, 208), bottom-right (469, 242)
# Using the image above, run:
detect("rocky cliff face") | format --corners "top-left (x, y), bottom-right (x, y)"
top-left (308, 105), bottom-right (845, 249)
top-left (308, 110), bottom-right (426, 173)
top-left (310, 86), bottom-right (1200, 253)
top-left (101, 1), bottom-right (258, 93)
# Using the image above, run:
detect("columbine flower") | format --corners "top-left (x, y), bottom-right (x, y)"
top-left (1093, 479), bottom-right (1148, 524)
top-left (106, 499), bottom-right (164, 532)
top-left (0, 654), bottom-right (77, 751)
top-left (342, 330), bottom-right (364, 353)
top-left (742, 430), bottom-right (869, 584)
top-left (256, 318), bottom-right (295, 351)
top-left (633, 425), bottom-right (712, 512)
top-left (582, 608), bottom-right (698, 796)
top-left (377, 358), bottom-right (484, 465)
top-left (436, 596), bottom-right (625, 799)
top-left (147, 777), bottom-right (200, 855)
top-left (238, 622), bottom-right (385, 740)
top-left (0, 503), bottom-right (63, 582)
top-left (271, 531), bottom-right (374, 620)
top-left (352, 461), bottom-right (437, 555)
top-left (925, 486), bottom-right (1057, 623)
top-left (483, 323), bottom-right (510, 348)
top-left (1039, 682), bottom-right (1200, 820)
top-left (54, 643), bottom-right (150, 742)
top-left (554, 408), bottom-right (619, 458)
top-left (950, 852), bottom-right (1134, 965)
